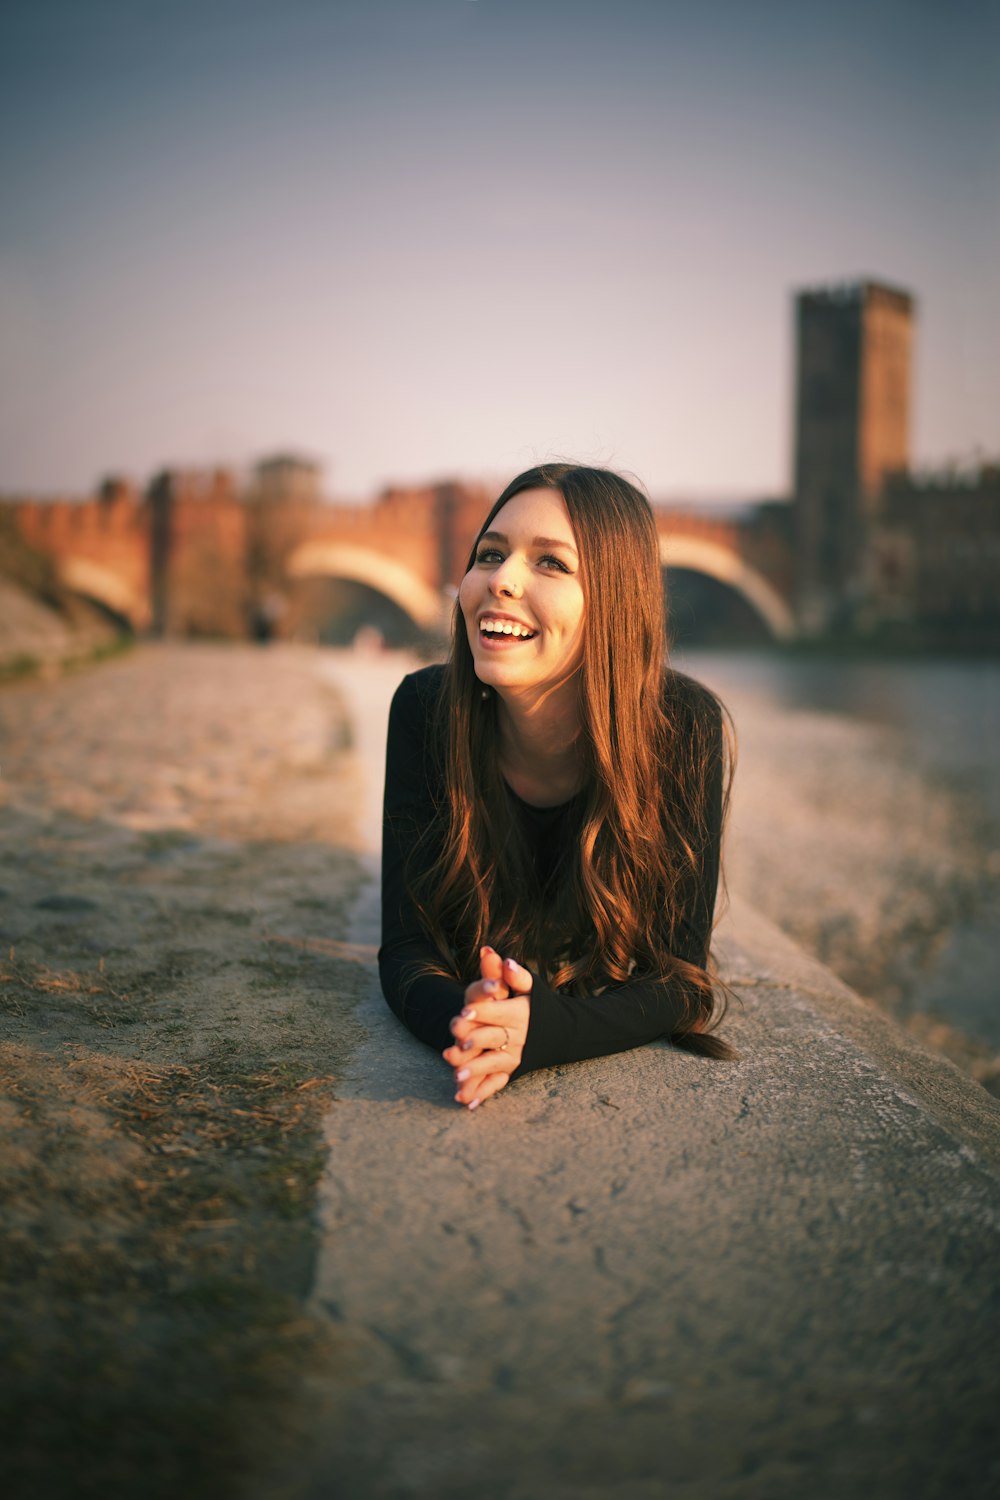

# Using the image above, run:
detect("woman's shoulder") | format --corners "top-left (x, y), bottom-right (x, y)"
top-left (398, 660), bottom-right (448, 696)
top-left (390, 662), bottom-right (447, 718)
top-left (387, 663), bottom-right (449, 770)
top-left (385, 664), bottom-right (448, 805)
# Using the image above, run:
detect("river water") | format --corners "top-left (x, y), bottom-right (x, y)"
top-left (676, 649), bottom-right (1000, 1071)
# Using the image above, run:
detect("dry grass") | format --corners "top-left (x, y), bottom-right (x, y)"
top-left (0, 953), bottom-right (349, 1500)
top-left (0, 951), bottom-right (138, 1024)
top-left (0, 906), bottom-right (359, 1494)
top-left (0, 641), bottom-right (369, 1499)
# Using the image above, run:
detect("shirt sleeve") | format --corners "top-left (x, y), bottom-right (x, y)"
top-left (378, 669), bottom-right (467, 1053)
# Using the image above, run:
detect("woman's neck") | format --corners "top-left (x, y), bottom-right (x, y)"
top-left (495, 679), bottom-right (586, 807)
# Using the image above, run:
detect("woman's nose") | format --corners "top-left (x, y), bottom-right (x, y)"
top-left (490, 559), bottom-right (523, 597)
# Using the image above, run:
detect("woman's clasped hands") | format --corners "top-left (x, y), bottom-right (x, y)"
top-left (442, 945), bottom-right (532, 1110)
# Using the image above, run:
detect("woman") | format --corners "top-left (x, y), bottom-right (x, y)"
top-left (379, 463), bottom-right (735, 1110)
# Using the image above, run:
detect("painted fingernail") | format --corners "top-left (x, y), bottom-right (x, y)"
top-left (468, 1099), bottom-right (480, 1110)
top-left (456, 1068), bottom-right (470, 1082)
top-left (482, 980), bottom-right (499, 993)
top-left (460, 1039), bottom-right (474, 1051)
top-left (461, 1007), bottom-right (476, 1019)
top-left (504, 957), bottom-right (520, 970)
top-left (480, 945), bottom-right (495, 957)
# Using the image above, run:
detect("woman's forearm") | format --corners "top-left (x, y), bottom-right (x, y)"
top-left (512, 967), bottom-right (697, 1077)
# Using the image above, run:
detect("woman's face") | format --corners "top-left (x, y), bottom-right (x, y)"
top-left (459, 487), bottom-right (585, 698)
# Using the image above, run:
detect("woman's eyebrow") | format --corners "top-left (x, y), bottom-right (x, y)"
top-left (481, 530), bottom-right (579, 557)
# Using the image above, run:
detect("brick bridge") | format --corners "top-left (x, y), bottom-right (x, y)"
top-left (4, 467), bottom-right (796, 642)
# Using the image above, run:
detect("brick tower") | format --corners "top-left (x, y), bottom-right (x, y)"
top-left (793, 278), bottom-right (914, 630)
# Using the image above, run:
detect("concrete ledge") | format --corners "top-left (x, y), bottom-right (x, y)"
top-left (264, 655), bottom-right (1000, 1500)
top-left (718, 895), bottom-right (1000, 1168)
top-left (253, 884), bottom-right (999, 1500)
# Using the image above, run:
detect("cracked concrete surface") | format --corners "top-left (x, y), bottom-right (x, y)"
top-left (255, 654), bottom-right (1000, 1500)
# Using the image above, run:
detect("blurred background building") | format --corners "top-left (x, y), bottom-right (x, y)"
top-left (794, 280), bottom-right (913, 630)
top-left (793, 279), bottom-right (999, 647)
top-left (2, 275), bottom-right (997, 656)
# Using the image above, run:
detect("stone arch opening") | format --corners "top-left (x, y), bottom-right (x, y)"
top-left (294, 577), bottom-right (428, 648)
top-left (658, 536), bottom-right (795, 643)
top-left (284, 542), bottom-right (446, 646)
top-left (58, 557), bottom-right (146, 632)
top-left (664, 568), bottom-right (774, 647)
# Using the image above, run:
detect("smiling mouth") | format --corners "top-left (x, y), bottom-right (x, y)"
top-left (478, 621), bottom-right (539, 643)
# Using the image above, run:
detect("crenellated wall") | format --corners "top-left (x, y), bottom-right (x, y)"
top-left (2, 463), bottom-right (796, 646)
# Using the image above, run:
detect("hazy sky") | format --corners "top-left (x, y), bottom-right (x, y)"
top-left (1, 0), bottom-right (997, 502)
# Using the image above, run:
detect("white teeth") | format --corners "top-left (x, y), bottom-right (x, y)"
top-left (481, 619), bottom-right (535, 638)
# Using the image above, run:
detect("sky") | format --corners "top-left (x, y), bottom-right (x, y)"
top-left (1, 0), bottom-right (998, 504)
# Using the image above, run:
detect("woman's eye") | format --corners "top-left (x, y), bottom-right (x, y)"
top-left (474, 547), bottom-right (570, 573)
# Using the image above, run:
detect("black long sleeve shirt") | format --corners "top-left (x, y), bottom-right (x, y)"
top-left (378, 664), bottom-right (723, 1079)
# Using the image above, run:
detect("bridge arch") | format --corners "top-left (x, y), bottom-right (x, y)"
top-left (658, 535), bottom-right (795, 641)
top-left (58, 557), bottom-right (149, 629)
top-left (284, 542), bottom-right (445, 631)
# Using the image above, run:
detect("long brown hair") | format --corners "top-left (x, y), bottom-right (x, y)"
top-left (410, 462), bottom-right (736, 1058)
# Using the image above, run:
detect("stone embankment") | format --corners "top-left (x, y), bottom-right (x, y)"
top-left (1, 644), bottom-right (996, 1500)
top-left (692, 655), bottom-right (1000, 1090)
top-left (245, 653), bottom-right (1000, 1500)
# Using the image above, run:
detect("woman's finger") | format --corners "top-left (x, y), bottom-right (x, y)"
top-left (500, 957), bottom-right (533, 994)
top-left (453, 1047), bottom-right (515, 1089)
top-left (458, 996), bottom-right (530, 1029)
top-left (461, 1071), bottom-right (510, 1110)
top-left (480, 1023), bottom-right (516, 1054)
top-left (479, 945), bottom-right (505, 984)
top-left (462, 976), bottom-right (509, 1009)
top-left (450, 1023), bottom-right (510, 1056)
top-left (450, 1003), bottom-right (509, 1044)
top-left (442, 1040), bottom-right (486, 1066)
top-left (447, 1020), bottom-right (503, 1052)
top-left (453, 1047), bottom-right (517, 1102)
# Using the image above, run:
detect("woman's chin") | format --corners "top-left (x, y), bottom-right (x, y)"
top-left (475, 659), bottom-right (513, 686)
top-left (474, 657), bottom-right (523, 689)
top-left (470, 635), bottom-right (562, 694)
